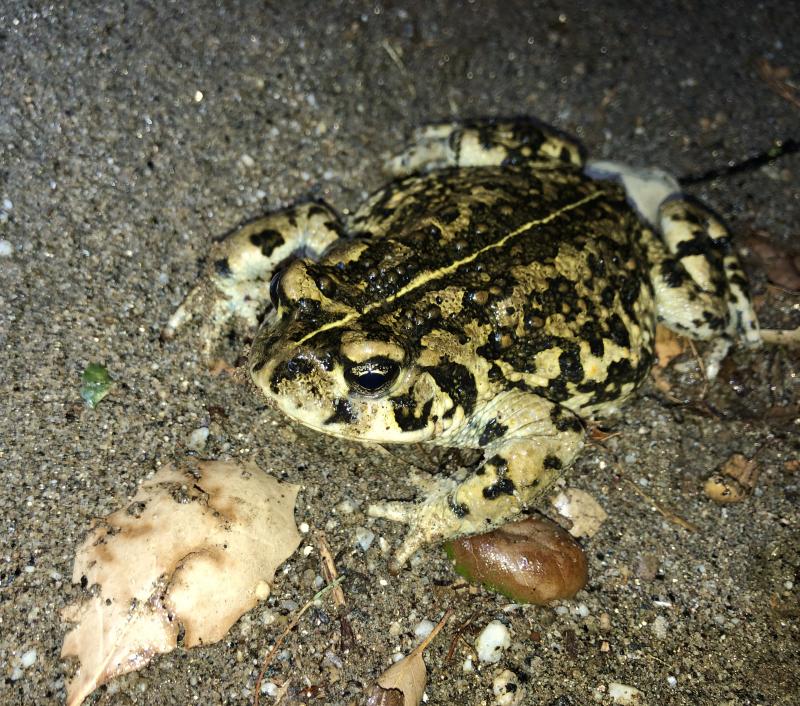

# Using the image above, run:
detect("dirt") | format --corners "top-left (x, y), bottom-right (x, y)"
top-left (1, 1), bottom-right (798, 704)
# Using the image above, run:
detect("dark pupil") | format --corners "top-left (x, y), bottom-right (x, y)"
top-left (357, 370), bottom-right (388, 391)
top-left (346, 358), bottom-right (399, 394)
top-left (269, 269), bottom-right (284, 307)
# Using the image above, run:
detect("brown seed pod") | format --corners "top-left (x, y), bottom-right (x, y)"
top-left (445, 516), bottom-right (588, 605)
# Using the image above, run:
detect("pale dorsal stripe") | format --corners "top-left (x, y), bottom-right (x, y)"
top-left (296, 190), bottom-right (605, 346)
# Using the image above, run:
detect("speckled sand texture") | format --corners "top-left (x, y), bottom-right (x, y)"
top-left (1, 2), bottom-right (798, 704)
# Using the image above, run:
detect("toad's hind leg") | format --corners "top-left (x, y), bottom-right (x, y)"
top-left (649, 197), bottom-right (761, 379)
top-left (385, 118), bottom-right (585, 176)
top-left (163, 201), bottom-right (343, 354)
top-left (368, 392), bottom-right (584, 569)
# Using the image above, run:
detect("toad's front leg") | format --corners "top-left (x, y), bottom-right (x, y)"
top-left (368, 392), bottom-right (585, 570)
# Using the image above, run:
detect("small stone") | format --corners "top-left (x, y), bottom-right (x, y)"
top-left (186, 427), bottom-right (209, 452)
top-left (652, 615), bottom-right (668, 639)
top-left (413, 619), bottom-right (435, 641)
top-left (608, 682), bottom-right (645, 704)
top-left (354, 527), bottom-right (375, 551)
top-left (475, 620), bottom-right (511, 663)
top-left (21, 649), bottom-right (37, 668)
top-left (493, 669), bottom-right (525, 705)
top-left (0, 239), bottom-right (13, 257)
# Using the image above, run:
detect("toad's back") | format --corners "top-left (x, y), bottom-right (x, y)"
top-left (315, 165), bottom-right (657, 416)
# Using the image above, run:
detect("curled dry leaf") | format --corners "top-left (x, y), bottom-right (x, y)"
top-left (61, 460), bottom-right (301, 706)
top-left (551, 488), bottom-right (608, 538)
top-left (653, 324), bottom-right (688, 369)
top-left (445, 516), bottom-right (588, 605)
top-left (704, 453), bottom-right (760, 503)
top-left (365, 611), bottom-right (451, 706)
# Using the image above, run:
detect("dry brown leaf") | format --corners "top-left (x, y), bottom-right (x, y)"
top-left (61, 460), bottom-right (301, 706)
top-left (746, 232), bottom-right (800, 292)
top-left (551, 488), bottom-right (608, 538)
top-left (365, 612), bottom-right (451, 706)
top-left (704, 453), bottom-right (760, 503)
top-left (654, 324), bottom-right (688, 368)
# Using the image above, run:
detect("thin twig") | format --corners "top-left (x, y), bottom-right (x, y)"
top-left (411, 608), bottom-right (453, 656)
top-left (618, 472), bottom-right (698, 532)
top-left (253, 576), bottom-right (346, 706)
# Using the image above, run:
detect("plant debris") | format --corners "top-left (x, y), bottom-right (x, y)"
top-left (445, 516), bottom-right (588, 604)
top-left (365, 610), bottom-right (452, 706)
top-left (551, 488), bottom-right (608, 538)
top-left (79, 362), bottom-right (115, 408)
top-left (61, 460), bottom-right (301, 706)
top-left (704, 453), bottom-right (760, 503)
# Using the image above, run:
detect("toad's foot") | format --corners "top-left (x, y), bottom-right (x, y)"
top-left (368, 489), bottom-right (483, 572)
top-left (369, 392), bottom-right (584, 571)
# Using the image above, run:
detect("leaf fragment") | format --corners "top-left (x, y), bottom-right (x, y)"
top-left (61, 460), bottom-right (301, 706)
top-left (365, 611), bottom-right (451, 706)
top-left (79, 363), bottom-right (115, 408)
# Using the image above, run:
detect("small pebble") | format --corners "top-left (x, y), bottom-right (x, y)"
top-left (608, 682), bottom-right (645, 704)
top-left (475, 620), bottom-right (511, 663)
top-left (186, 427), bottom-right (209, 452)
top-left (413, 619), bottom-right (435, 641)
top-left (335, 498), bottom-right (358, 514)
top-left (493, 669), bottom-right (525, 705)
top-left (462, 656), bottom-right (474, 672)
top-left (0, 239), bottom-right (13, 257)
top-left (652, 615), bottom-right (668, 640)
top-left (354, 527), bottom-right (375, 551)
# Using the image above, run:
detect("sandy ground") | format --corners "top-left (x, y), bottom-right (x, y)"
top-left (1, 1), bottom-right (799, 704)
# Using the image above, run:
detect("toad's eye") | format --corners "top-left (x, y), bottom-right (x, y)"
top-left (269, 269), bottom-right (284, 308)
top-left (345, 358), bottom-right (400, 396)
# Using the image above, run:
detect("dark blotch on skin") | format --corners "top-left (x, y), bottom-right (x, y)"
top-left (448, 495), bottom-right (470, 518)
top-left (270, 355), bottom-right (317, 393)
top-left (325, 398), bottom-right (356, 425)
top-left (214, 257), bottom-right (232, 277)
top-left (550, 406), bottom-right (583, 433)
top-left (250, 228), bottom-right (285, 257)
top-left (479, 418), bottom-right (508, 447)
top-left (558, 345), bottom-right (584, 383)
top-left (391, 395), bottom-right (434, 432)
top-left (543, 454), bottom-right (563, 470)
top-left (426, 362), bottom-right (477, 417)
top-left (483, 477), bottom-right (516, 499)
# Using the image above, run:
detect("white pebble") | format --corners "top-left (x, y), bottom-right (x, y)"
top-left (335, 498), bottom-right (358, 514)
top-left (0, 239), bottom-right (12, 257)
top-left (261, 681), bottom-right (278, 696)
top-left (239, 154), bottom-right (256, 169)
top-left (355, 527), bottom-right (375, 551)
top-left (186, 426), bottom-right (209, 452)
top-left (652, 615), bottom-right (668, 639)
top-left (608, 682), bottom-right (645, 704)
top-left (299, 522), bottom-right (310, 534)
top-left (493, 669), bottom-right (525, 705)
top-left (413, 619), bottom-right (435, 641)
top-left (475, 620), bottom-right (511, 664)
top-left (666, 675), bottom-right (677, 688)
top-left (21, 648), bottom-right (36, 667)
top-left (2, 198), bottom-right (12, 210)
top-left (462, 656), bottom-right (474, 672)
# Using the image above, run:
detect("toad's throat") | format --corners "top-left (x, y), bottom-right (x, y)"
top-left (295, 189), bottom-right (606, 347)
